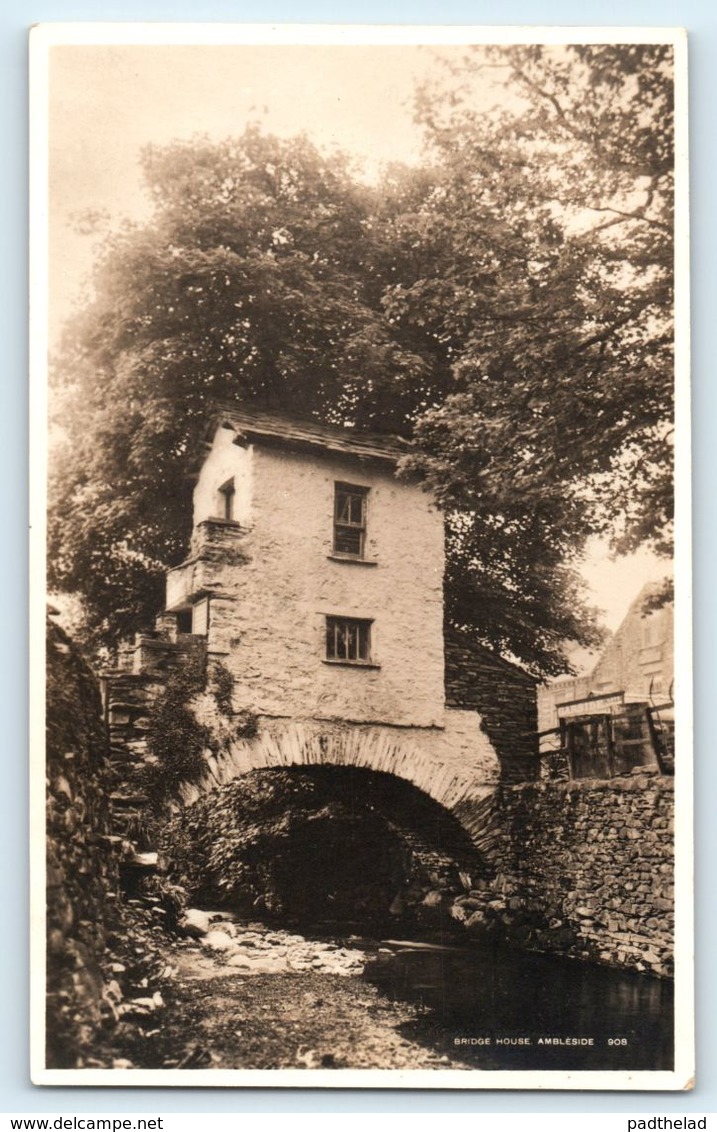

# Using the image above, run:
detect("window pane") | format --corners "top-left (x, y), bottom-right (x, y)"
top-left (334, 527), bottom-right (363, 555)
top-left (339, 622), bottom-right (349, 659)
top-left (334, 484), bottom-right (367, 557)
top-left (348, 494), bottom-right (363, 524)
top-left (358, 622), bottom-right (369, 660)
top-left (336, 493), bottom-right (352, 523)
top-left (326, 617), bottom-right (371, 663)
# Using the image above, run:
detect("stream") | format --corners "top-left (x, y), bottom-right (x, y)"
top-left (112, 912), bottom-right (674, 1073)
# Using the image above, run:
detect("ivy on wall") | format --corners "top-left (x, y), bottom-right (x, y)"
top-left (142, 652), bottom-right (256, 808)
top-left (142, 649), bottom-right (209, 808)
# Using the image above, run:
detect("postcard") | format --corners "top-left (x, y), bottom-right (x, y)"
top-left (29, 22), bottom-right (692, 1089)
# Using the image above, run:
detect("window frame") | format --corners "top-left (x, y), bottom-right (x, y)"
top-left (218, 477), bottom-right (236, 522)
top-left (324, 615), bottom-right (377, 667)
top-left (332, 482), bottom-right (369, 559)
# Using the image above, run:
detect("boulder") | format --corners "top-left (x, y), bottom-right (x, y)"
top-left (203, 929), bottom-right (237, 953)
top-left (180, 908), bottom-right (212, 938)
top-left (422, 890), bottom-right (443, 908)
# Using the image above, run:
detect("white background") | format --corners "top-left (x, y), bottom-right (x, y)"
top-left (7, 0), bottom-right (716, 1116)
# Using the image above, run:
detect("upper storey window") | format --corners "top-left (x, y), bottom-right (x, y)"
top-left (333, 483), bottom-right (368, 557)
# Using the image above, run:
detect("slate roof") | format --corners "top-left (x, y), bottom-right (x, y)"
top-left (211, 403), bottom-right (410, 466)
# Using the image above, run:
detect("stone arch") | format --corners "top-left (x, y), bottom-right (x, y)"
top-left (171, 717), bottom-right (501, 860)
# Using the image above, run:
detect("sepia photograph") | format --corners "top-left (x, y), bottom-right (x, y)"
top-left (29, 23), bottom-right (691, 1089)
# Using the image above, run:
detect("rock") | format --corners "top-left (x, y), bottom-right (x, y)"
top-left (209, 920), bottom-right (237, 937)
top-left (203, 930), bottom-right (237, 953)
top-left (128, 851), bottom-right (158, 869)
top-left (118, 1001), bottom-right (152, 1019)
top-left (180, 908), bottom-right (212, 938)
top-left (105, 979), bottom-right (123, 1003)
top-left (296, 1047), bottom-right (322, 1069)
top-left (422, 890), bottom-right (443, 908)
top-left (465, 910), bottom-right (486, 929)
top-left (455, 896), bottom-right (484, 911)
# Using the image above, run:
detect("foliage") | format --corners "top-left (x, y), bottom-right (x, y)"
top-left (208, 659), bottom-right (234, 717)
top-left (50, 46), bottom-right (674, 675)
top-left (234, 710), bottom-right (259, 741)
top-left (401, 43), bottom-right (674, 555)
top-left (142, 648), bottom-right (210, 808)
top-left (142, 649), bottom-right (251, 807)
top-left (162, 769), bottom-right (335, 907)
top-left (49, 130), bottom-right (390, 646)
top-left (133, 873), bottom-right (188, 934)
top-left (390, 44), bottom-right (674, 670)
top-left (161, 767), bottom-right (473, 921)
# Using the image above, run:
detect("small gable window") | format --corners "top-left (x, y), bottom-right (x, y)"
top-left (334, 483), bottom-right (368, 557)
top-left (218, 478), bottom-right (235, 522)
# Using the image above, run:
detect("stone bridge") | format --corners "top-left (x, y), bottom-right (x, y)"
top-left (172, 715), bottom-right (503, 858)
top-left (103, 641), bottom-right (674, 978)
top-left (103, 622), bottom-right (538, 862)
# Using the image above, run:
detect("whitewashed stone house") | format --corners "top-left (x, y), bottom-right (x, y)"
top-left (111, 406), bottom-right (538, 813)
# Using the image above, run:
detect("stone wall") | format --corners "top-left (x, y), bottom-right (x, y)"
top-left (445, 631), bottom-right (538, 782)
top-left (181, 430), bottom-right (447, 728)
top-left (172, 714), bottom-right (499, 816)
top-left (46, 615), bottom-right (120, 1066)
top-left (452, 772), bottom-right (674, 977)
top-left (46, 614), bottom-right (189, 1069)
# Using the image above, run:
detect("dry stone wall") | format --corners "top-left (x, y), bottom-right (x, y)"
top-left (444, 632), bottom-right (538, 782)
top-left (46, 615), bottom-right (183, 1069)
top-left (46, 615), bottom-right (121, 1065)
top-left (452, 771), bottom-right (674, 977)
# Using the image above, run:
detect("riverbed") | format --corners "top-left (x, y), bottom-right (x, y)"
top-left (109, 914), bottom-right (673, 1073)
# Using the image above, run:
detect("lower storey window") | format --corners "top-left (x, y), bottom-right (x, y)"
top-left (326, 616), bottom-right (372, 663)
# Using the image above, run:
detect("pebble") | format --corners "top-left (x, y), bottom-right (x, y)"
top-left (195, 915), bottom-right (369, 976)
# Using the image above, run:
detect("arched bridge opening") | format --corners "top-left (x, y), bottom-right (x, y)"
top-left (162, 764), bottom-right (488, 936)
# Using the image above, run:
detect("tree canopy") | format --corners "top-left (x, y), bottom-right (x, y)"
top-left (49, 44), bottom-right (674, 675)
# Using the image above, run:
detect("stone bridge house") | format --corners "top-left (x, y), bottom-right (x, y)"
top-left (105, 406), bottom-right (537, 826)
top-left (102, 406), bottom-right (674, 976)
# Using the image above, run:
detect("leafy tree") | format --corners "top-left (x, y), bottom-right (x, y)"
top-left (382, 44), bottom-right (675, 666)
top-left (50, 130), bottom-right (409, 644)
top-left (50, 44), bottom-right (674, 674)
top-left (398, 45), bottom-right (674, 542)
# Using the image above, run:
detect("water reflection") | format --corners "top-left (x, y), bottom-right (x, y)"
top-left (366, 939), bottom-right (674, 1070)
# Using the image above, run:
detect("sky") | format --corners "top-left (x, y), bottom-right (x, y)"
top-left (45, 35), bottom-right (674, 643)
top-left (48, 42), bottom-right (454, 333)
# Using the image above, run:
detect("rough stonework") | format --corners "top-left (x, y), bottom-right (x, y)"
top-left (451, 773), bottom-right (674, 977)
top-left (444, 630), bottom-right (538, 782)
top-left (169, 714), bottom-right (499, 815)
top-left (110, 409), bottom-right (528, 825)
top-left (175, 428), bottom-right (447, 728)
top-left (46, 614), bottom-right (119, 1066)
top-left (46, 614), bottom-right (191, 1069)
top-left (97, 408), bottom-right (673, 982)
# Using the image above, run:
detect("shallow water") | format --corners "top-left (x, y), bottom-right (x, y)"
top-left (365, 938), bottom-right (674, 1071)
